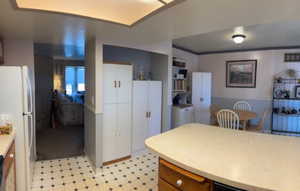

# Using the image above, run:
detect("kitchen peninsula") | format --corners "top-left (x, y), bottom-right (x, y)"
top-left (145, 124), bottom-right (300, 191)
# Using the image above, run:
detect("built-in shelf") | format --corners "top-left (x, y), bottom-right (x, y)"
top-left (273, 98), bottom-right (300, 101)
top-left (274, 113), bottom-right (300, 117)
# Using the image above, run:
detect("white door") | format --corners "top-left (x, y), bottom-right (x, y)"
top-left (22, 66), bottom-right (35, 191)
top-left (132, 81), bottom-right (148, 152)
top-left (116, 103), bottom-right (132, 159)
top-left (116, 65), bottom-right (132, 104)
top-left (148, 81), bottom-right (162, 137)
top-left (103, 64), bottom-right (118, 104)
top-left (192, 72), bottom-right (212, 124)
top-left (200, 73), bottom-right (212, 109)
top-left (103, 104), bottom-right (118, 162)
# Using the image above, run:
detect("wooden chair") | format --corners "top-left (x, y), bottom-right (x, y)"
top-left (210, 104), bottom-right (221, 125)
top-left (217, 109), bottom-right (240, 130)
top-left (233, 101), bottom-right (252, 111)
top-left (246, 109), bottom-right (269, 132)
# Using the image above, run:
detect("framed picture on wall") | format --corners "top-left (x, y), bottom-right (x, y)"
top-left (0, 39), bottom-right (3, 64)
top-left (295, 86), bottom-right (300, 98)
top-left (226, 60), bottom-right (257, 88)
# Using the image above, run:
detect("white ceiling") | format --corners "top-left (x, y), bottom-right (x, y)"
top-left (15, 0), bottom-right (177, 26)
top-left (173, 21), bottom-right (300, 54)
top-left (2, 0), bottom-right (300, 48)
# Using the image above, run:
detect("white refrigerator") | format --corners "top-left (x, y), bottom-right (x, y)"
top-left (0, 66), bottom-right (35, 191)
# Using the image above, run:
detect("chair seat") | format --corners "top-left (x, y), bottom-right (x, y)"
top-left (246, 125), bottom-right (262, 132)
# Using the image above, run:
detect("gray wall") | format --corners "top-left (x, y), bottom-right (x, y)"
top-left (34, 43), bottom-right (84, 59)
top-left (103, 45), bottom-right (152, 80)
top-left (151, 53), bottom-right (171, 132)
top-left (84, 107), bottom-right (103, 169)
top-left (34, 55), bottom-right (53, 130)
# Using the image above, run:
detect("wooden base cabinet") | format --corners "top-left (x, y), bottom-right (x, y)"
top-left (159, 159), bottom-right (212, 191)
top-left (3, 141), bottom-right (16, 191)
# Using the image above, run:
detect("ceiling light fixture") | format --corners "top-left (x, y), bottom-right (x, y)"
top-left (15, 0), bottom-right (180, 26)
top-left (232, 34), bottom-right (246, 44)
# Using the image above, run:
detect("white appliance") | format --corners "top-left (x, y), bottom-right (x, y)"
top-left (172, 105), bottom-right (195, 128)
top-left (132, 81), bottom-right (162, 153)
top-left (192, 72), bottom-right (212, 124)
top-left (0, 66), bottom-right (34, 191)
top-left (103, 64), bottom-right (132, 163)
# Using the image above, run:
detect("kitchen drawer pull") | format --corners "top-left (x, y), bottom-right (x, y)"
top-left (160, 159), bottom-right (205, 183)
top-left (176, 179), bottom-right (183, 186)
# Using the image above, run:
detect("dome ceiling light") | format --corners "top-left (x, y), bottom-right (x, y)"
top-left (232, 26), bottom-right (246, 44)
top-left (232, 34), bottom-right (246, 44)
top-left (14, 0), bottom-right (183, 26)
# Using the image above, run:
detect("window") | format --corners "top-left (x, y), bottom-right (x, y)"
top-left (65, 66), bottom-right (85, 96)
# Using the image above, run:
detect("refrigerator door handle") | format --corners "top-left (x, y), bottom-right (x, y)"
top-left (26, 113), bottom-right (34, 150)
top-left (25, 75), bottom-right (33, 114)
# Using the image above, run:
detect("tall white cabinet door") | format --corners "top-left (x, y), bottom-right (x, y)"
top-left (148, 81), bottom-right (162, 137)
top-left (132, 81), bottom-right (148, 152)
top-left (117, 65), bottom-right (133, 104)
top-left (103, 64), bottom-right (118, 104)
top-left (192, 72), bottom-right (212, 124)
top-left (116, 103), bottom-right (132, 159)
top-left (199, 73), bottom-right (212, 109)
top-left (192, 73), bottom-right (202, 108)
top-left (103, 104), bottom-right (118, 162)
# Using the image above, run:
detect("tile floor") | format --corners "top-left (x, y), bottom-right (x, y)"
top-left (31, 150), bottom-right (158, 191)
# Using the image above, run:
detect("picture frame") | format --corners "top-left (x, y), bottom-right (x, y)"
top-left (0, 39), bottom-right (3, 64)
top-left (226, 60), bottom-right (257, 88)
top-left (295, 86), bottom-right (300, 98)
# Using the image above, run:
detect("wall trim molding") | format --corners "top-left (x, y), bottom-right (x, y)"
top-left (173, 44), bottom-right (300, 55)
top-left (172, 45), bottom-right (199, 55)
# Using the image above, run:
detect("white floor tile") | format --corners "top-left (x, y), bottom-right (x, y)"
top-left (31, 150), bottom-right (158, 191)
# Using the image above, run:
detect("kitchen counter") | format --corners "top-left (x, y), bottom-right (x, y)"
top-left (145, 124), bottom-right (300, 191)
top-left (0, 130), bottom-right (15, 156)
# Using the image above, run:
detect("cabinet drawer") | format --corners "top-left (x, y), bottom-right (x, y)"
top-left (159, 178), bottom-right (179, 191)
top-left (159, 158), bottom-right (212, 191)
top-left (3, 141), bottom-right (15, 180)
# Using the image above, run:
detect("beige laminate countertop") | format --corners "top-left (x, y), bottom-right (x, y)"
top-left (145, 124), bottom-right (300, 191)
top-left (0, 129), bottom-right (15, 156)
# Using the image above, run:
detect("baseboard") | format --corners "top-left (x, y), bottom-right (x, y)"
top-left (103, 156), bottom-right (131, 166)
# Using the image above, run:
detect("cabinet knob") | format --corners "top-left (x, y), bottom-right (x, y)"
top-left (176, 179), bottom-right (183, 186)
top-left (9, 153), bottom-right (14, 158)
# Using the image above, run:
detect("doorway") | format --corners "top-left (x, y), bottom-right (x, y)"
top-left (34, 51), bottom-right (85, 160)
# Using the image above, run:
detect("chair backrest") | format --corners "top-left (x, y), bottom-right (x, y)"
top-left (217, 109), bottom-right (240, 130)
top-left (210, 104), bottom-right (221, 125)
top-left (257, 109), bottom-right (269, 130)
top-left (233, 101), bottom-right (252, 111)
top-left (210, 104), bottom-right (221, 114)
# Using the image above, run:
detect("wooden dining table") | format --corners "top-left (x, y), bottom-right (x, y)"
top-left (214, 110), bottom-right (257, 130)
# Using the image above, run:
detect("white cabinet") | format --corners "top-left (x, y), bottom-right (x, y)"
top-left (132, 81), bottom-right (162, 153)
top-left (172, 105), bottom-right (195, 128)
top-left (192, 72), bottom-right (212, 124)
top-left (103, 64), bottom-right (133, 163)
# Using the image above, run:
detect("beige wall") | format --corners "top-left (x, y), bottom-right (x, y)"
top-left (198, 49), bottom-right (300, 101)
top-left (85, 38), bottom-right (103, 114)
top-left (173, 48), bottom-right (199, 72)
